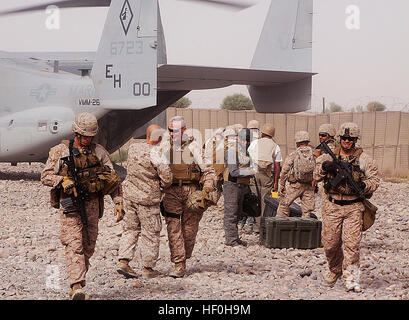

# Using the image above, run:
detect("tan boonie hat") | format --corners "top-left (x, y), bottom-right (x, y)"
top-left (261, 124), bottom-right (275, 137)
top-left (72, 112), bottom-right (98, 137)
top-left (295, 130), bottom-right (310, 143)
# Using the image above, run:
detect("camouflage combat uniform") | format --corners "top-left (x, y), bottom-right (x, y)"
top-left (118, 141), bottom-right (172, 269)
top-left (314, 145), bottom-right (380, 289)
top-left (277, 146), bottom-right (315, 218)
top-left (160, 135), bottom-right (217, 265)
top-left (41, 140), bottom-right (122, 288)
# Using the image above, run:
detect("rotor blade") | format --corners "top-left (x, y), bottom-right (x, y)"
top-left (0, 0), bottom-right (111, 16)
top-left (178, 0), bottom-right (255, 10)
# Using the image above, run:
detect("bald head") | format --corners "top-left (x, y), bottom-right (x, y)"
top-left (146, 124), bottom-right (165, 145)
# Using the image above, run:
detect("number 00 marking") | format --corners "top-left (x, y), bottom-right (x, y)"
top-left (133, 82), bottom-right (150, 96)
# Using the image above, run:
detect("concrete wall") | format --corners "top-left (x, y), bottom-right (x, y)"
top-left (166, 108), bottom-right (409, 173)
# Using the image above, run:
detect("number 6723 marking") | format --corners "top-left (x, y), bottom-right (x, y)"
top-left (110, 41), bottom-right (143, 55)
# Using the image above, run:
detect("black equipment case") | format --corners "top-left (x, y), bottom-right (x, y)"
top-left (263, 196), bottom-right (302, 217)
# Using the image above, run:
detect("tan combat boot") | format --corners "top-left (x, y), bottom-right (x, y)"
top-left (70, 283), bottom-right (86, 300)
top-left (344, 279), bottom-right (362, 293)
top-left (169, 261), bottom-right (186, 278)
top-left (117, 259), bottom-right (138, 278)
top-left (142, 267), bottom-right (161, 279)
top-left (323, 272), bottom-right (342, 287)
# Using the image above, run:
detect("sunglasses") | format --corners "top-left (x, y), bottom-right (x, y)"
top-left (340, 136), bottom-right (356, 142)
top-left (319, 133), bottom-right (328, 138)
top-left (168, 127), bottom-right (182, 133)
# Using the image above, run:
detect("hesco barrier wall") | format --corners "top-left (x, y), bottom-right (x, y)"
top-left (166, 108), bottom-right (409, 174)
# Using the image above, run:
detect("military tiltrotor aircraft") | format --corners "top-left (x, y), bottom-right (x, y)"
top-left (0, 0), bottom-right (314, 164)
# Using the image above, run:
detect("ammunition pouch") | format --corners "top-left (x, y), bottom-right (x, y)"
top-left (97, 166), bottom-right (121, 196)
top-left (50, 187), bottom-right (61, 209)
top-left (362, 201), bottom-right (378, 231)
top-left (170, 163), bottom-right (201, 185)
top-left (160, 202), bottom-right (181, 219)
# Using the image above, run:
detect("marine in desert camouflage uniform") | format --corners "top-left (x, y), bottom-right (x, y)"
top-left (41, 112), bottom-right (123, 300)
top-left (313, 123), bottom-right (338, 158)
top-left (313, 123), bottom-right (339, 217)
top-left (277, 131), bottom-right (315, 218)
top-left (160, 116), bottom-right (217, 278)
top-left (117, 124), bottom-right (172, 279)
top-left (314, 122), bottom-right (380, 292)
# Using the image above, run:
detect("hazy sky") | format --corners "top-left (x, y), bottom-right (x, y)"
top-left (0, 0), bottom-right (408, 112)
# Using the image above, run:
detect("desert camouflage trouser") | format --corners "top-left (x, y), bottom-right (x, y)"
top-left (60, 195), bottom-right (100, 287)
top-left (118, 200), bottom-right (162, 268)
top-left (223, 181), bottom-right (248, 245)
top-left (163, 184), bottom-right (202, 264)
top-left (276, 182), bottom-right (315, 218)
top-left (321, 195), bottom-right (363, 284)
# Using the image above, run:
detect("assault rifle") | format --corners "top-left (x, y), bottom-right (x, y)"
top-left (319, 141), bottom-right (378, 230)
top-left (61, 143), bottom-right (90, 245)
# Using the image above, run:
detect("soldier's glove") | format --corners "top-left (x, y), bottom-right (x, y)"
top-left (114, 202), bottom-right (126, 223)
top-left (61, 177), bottom-right (77, 197)
top-left (322, 161), bottom-right (338, 174)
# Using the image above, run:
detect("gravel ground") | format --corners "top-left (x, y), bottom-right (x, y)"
top-left (0, 162), bottom-right (408, 301)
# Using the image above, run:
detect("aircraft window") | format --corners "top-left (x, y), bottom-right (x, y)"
top-left (50, 120), bottom-right (59, 134)
top-left (38, 121), bottom-right (48, 132)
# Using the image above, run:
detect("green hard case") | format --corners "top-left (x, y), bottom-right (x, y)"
top-left (259, 217), bottom-right (322, 249)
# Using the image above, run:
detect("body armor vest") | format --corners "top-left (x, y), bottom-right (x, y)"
top-left (210, 139), bottom-right (226, 179)
top-left (223, 143), bottom-right (251, 185)
top-left (169, 137), bottom-right (201, 186)
top-left (59, 140), bottom-right (106, 194)
top-left (324, 147), bottom-right (365, 195)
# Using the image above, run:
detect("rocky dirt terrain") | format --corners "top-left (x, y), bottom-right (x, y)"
top-left (0, 162), bottom-right (408, 301)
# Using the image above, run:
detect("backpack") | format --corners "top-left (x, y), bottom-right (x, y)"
top-left (293, 146), bottom-right (315, 183)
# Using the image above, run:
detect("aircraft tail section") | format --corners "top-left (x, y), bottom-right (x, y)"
top-left (249, 0), bottom-right (313, 113)
top-left (91, 0), bottom-right (158, 109)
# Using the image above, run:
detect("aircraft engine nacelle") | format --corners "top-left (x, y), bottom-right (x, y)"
top-left (0, 107), bottom-right (75, 162)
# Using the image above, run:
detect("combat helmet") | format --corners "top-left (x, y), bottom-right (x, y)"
top-left (72, 112), bottom-right (98, 137)
top-left (223, 125), bottom-right (237, 138)
top-left (338, 122), bottom-right (360, 139)
top-left (247, 120), bottom-right (259, 129)
top-left (295, 131), bottom-right (310, 143)
top-left (318, 123), bottom-right (336, 138)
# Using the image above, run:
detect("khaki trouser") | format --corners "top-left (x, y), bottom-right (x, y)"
top-left (60, 195), bottom-right (100, 287)
top-left (118, 200), bottom-right (162, 268)
top-left (321, 195), bottom-right (363, 284)
top-left (163, 184), bottom-right (202, 264)
top-left (276, 182), bottom-right (315, 218)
